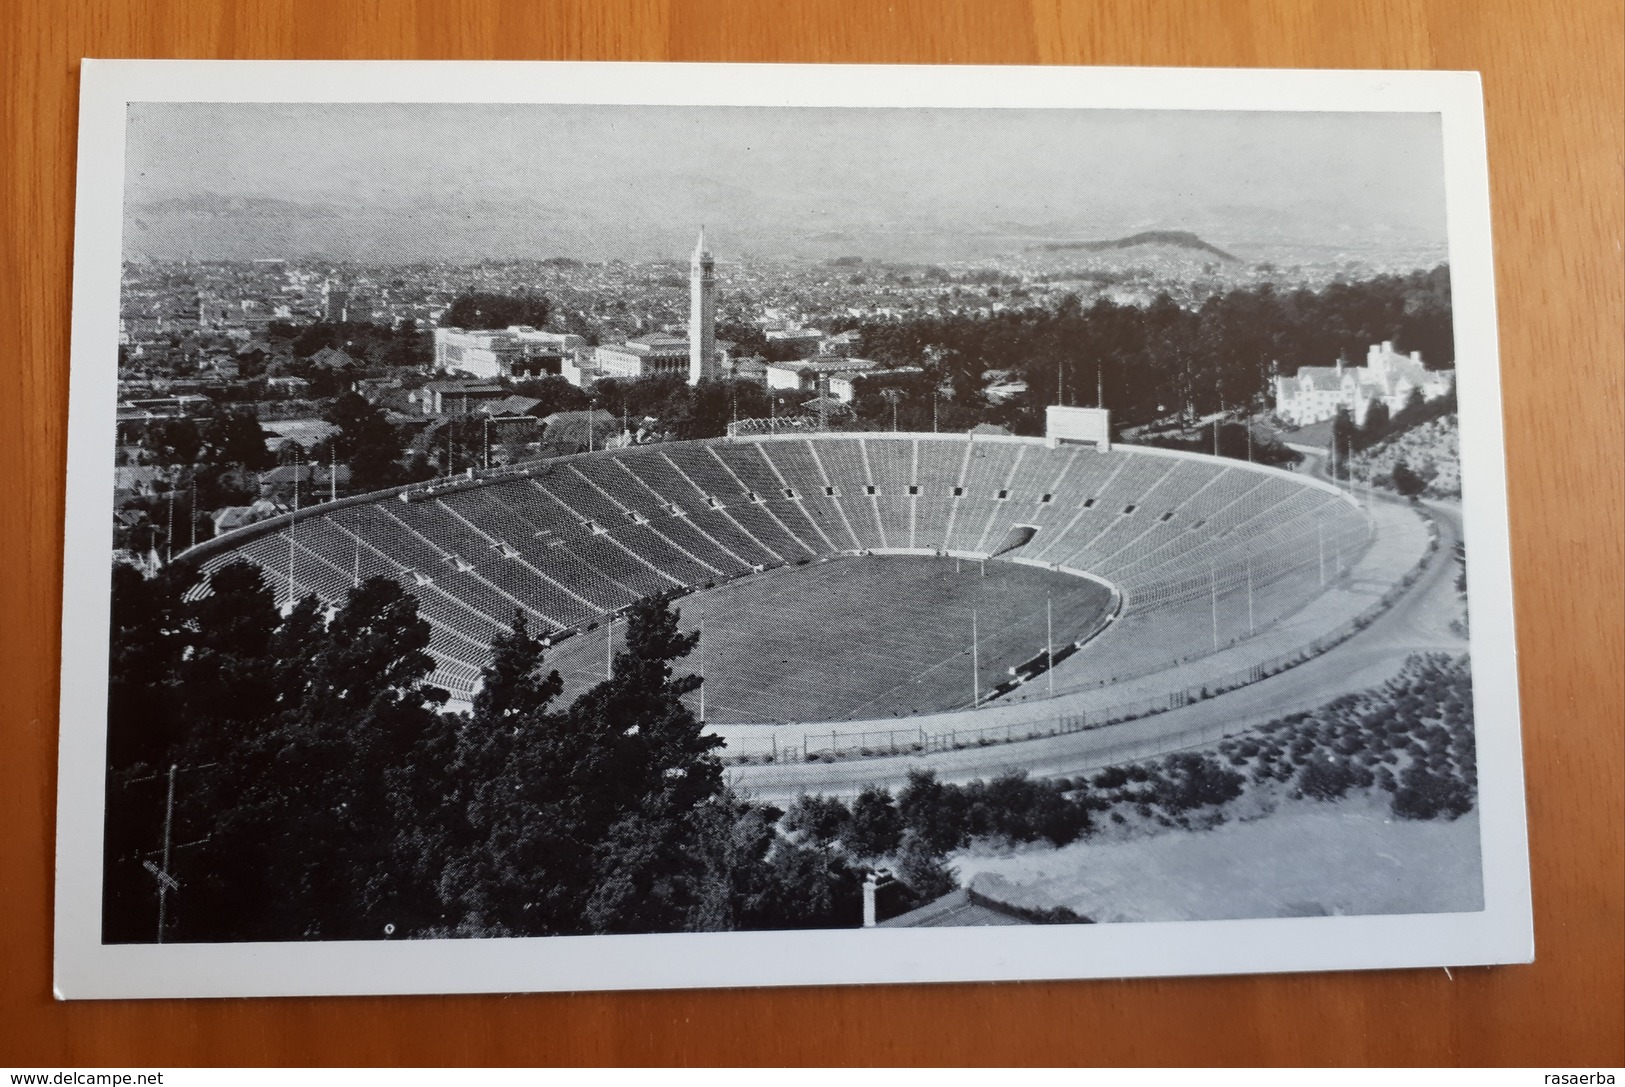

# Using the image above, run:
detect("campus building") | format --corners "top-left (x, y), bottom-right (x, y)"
top-left (434, 326), bottom-right (587, 380)
top-left (1273, 341), bottom-right (1456, 427)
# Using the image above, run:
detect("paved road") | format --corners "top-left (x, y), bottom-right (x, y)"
top-left (727, 497), bottom-right (1466, 804)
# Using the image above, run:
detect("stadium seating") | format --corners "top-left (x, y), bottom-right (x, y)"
top-left (192, 433), bottom-right (1371, 704)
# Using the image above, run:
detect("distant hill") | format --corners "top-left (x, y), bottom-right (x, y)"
top-left (1033, 230), bottom-right (1238, 262)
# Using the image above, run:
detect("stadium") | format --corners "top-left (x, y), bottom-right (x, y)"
top-left (179, 408), bottom-right (1433, 788)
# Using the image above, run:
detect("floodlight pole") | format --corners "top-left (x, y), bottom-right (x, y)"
top-left (971, 608), bottom-right (980, 708)
top-left (330, 443), bottom-right (338, 503)
top-left (165, 487), bottom-right (173, 565)
top-left (1046, 595), bottom-right (1055, 699)
top-left (1210, 564), bottom-right (1219, 652)
top-left (190, 479), bottom-right (197, 550)
top-left (697, 611), bottom-right (705, 722)
top-left (1246, 555), bottom-right (1255, 636)
top-left (606, 617), bottom-right (613, 679)
top-left (288, 468), bottom-right (299, 603)
top-left (1317, 520), bottom-right (1326, 587)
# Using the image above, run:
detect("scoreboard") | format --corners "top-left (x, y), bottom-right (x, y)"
top-left (1045, 405), bottom-right (1112, 450)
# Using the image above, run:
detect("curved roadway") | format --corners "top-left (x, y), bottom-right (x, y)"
top-left (727, 498), bottom-right (1466, 804)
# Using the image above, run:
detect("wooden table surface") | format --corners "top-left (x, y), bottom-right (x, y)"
top-left (3, 0), bottom-right (1621, 1068)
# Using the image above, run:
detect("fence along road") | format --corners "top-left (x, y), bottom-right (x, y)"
top-left (725, 498), bottom-right (1466, 805)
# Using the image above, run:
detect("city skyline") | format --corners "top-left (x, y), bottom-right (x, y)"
top-left (123, 103), bottom-right (1448, 264)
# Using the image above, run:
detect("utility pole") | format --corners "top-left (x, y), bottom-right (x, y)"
top-left (141, 764), bottom-right (180, 944)
top-left (1097, 364), bottom-right (1104, 409)
top-left (483, 416), bottom-right (491, 470)
top-left (697, 611), bottom-right (705, 722)
top-left (165, 487), bottom-right (174, 564)
top-left (932, 389), bottom-right (939, 434)
top-left (189, 479), bottom-right (197, 550)
top-left (606, 617), bottom-right (613, 679)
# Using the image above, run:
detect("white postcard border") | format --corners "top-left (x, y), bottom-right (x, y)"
top-left (56, 59), bottom-right (1532, 1000)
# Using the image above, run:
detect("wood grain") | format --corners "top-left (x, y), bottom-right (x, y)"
top-left (2, 0), bottom-right (1620, 1067)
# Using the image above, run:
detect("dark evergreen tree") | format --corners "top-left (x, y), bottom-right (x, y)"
top-left (200, 408), bottom-right (275, 470)
top-left (847, 786), bottom-right (905, 858)
top-left (324, 391), bottom-right (404, 491)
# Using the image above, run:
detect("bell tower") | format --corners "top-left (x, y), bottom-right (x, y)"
top-left (688, 227), bottom-right (717, 385)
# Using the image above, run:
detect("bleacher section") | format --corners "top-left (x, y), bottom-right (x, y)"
top-left (188, 434), bottom-right (1371, 704)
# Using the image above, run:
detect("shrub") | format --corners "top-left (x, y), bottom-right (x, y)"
top-left (1297, 756), bottom-right (1358, 801)
top-left (1391, 763), bottom-right (1475, 820)
top-left (1092, 766), bottom-right (1130, 790)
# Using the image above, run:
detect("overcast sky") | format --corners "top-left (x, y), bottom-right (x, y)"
top-left (123, 103), bottom-right (1448, 263)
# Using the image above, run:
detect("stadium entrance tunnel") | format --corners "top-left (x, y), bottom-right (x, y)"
top-left (988, 523), bottom-right (1039, 558)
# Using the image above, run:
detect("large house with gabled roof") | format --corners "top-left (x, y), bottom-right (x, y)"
top-left (1273, 341), bottom-right (1455, 427)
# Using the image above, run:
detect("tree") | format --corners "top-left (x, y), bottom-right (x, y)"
top-left (441, 292), bottom-right (551, 330)
top-left (143, 417), bottom-right (204, 466)
top-left (848, 786), bottom-right (904, 858)
top-left (324, 391), bottom-right (404, 491)
top-left (893, 829), bottom-right (958, 901)
top-left (200, 409), bottom-right (275, 470)
top-left (1390, 460), bottom-right (1426, 500)
top-left (1359, 398), bottom-right (1391, 449)
top-left (783, 794), bottom-right (853, 851)
top-left (433, 594), bottom-right (729, 937)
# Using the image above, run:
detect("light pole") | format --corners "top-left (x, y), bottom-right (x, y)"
top-left (1317, 520), bottom-right (1325, 587)
top-left (1046, 595), bottom-right (1055, 698)
top-left (1246, 555), bottom-right (1255, 636)
top-left (970, 608), bottom-right (980, 708)
top-left (1210, 564), bottom-right (1219, 652)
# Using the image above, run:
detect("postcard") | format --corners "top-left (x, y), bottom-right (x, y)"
top-left (56, 60), bottom-right (1531, 998)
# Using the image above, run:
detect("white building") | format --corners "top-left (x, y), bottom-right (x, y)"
top-left (765, 357), bottom-right (881, 394)
top-left (1273, 341), bottom-right (1455, 427)
top-left (433, 326), bottom-right (586, 380)
top-left (594, 335), bottom-right (693, 380)
top-left (826, 366), bottom-right (926, 404)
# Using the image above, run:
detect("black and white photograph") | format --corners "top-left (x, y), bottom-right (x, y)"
top-left (54, 61), bottom-right (1532, 998)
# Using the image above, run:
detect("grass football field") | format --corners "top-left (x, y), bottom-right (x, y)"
top-left (544, 555), bottom-right (1115, 724)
